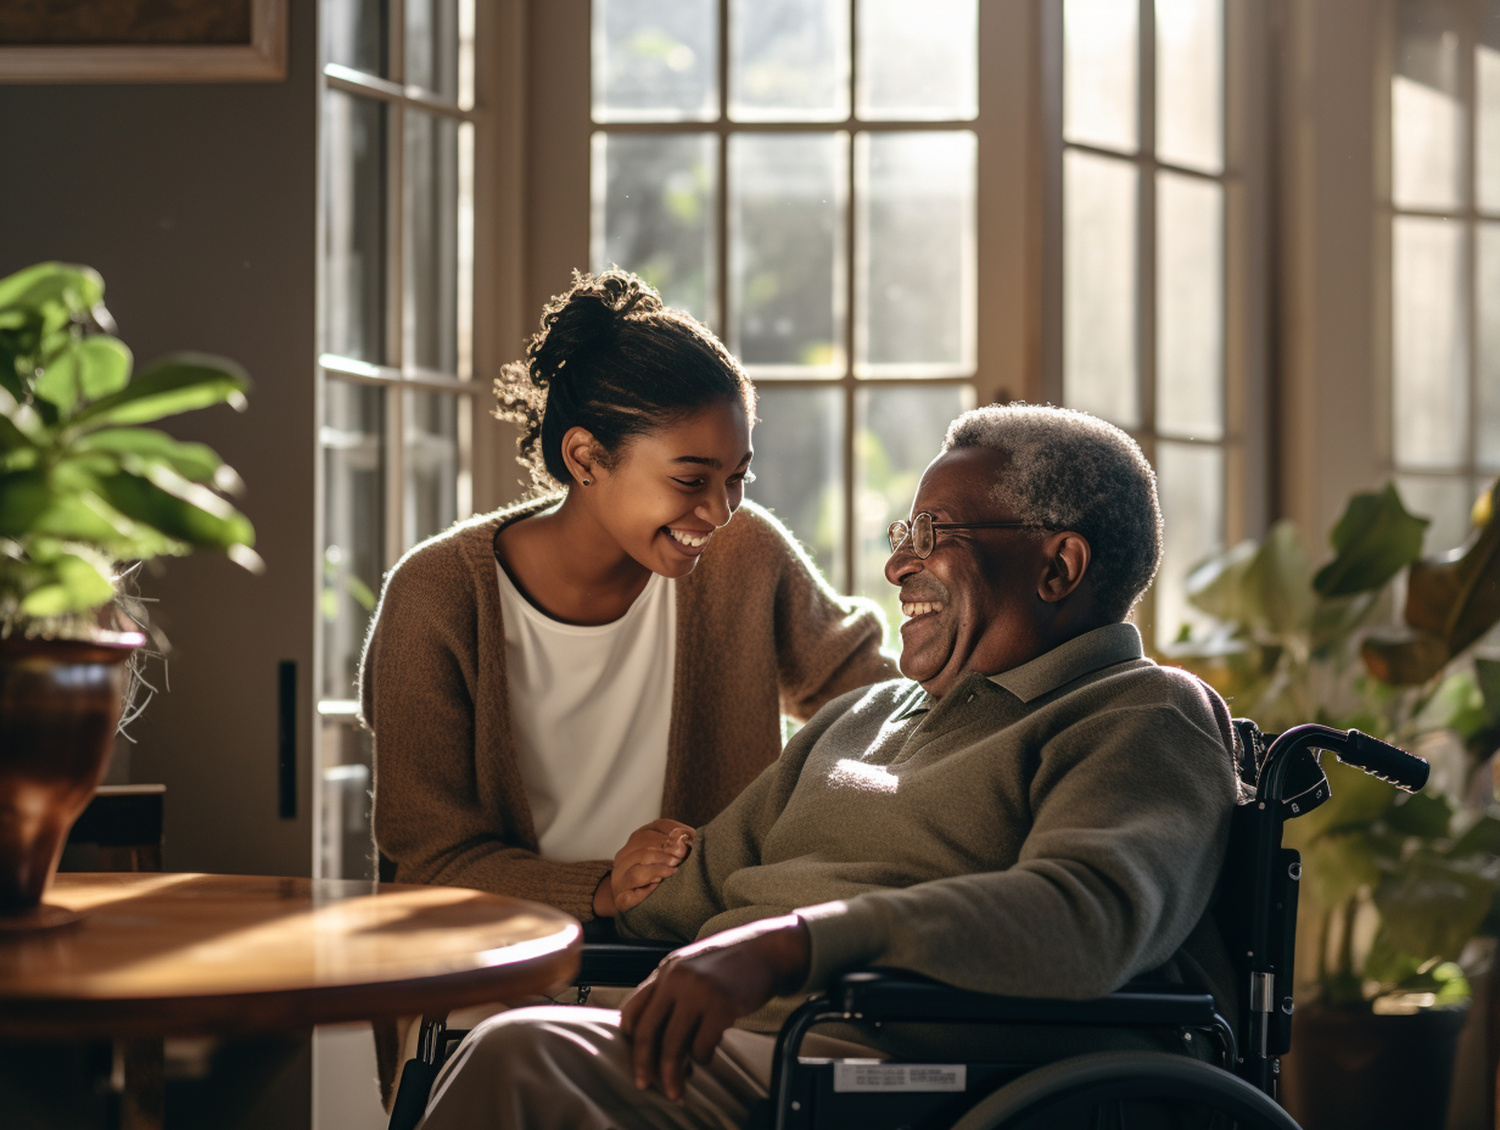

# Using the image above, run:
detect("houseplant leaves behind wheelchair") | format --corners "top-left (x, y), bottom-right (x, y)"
top-left (1168, 480), bottom-right (1500, 1129)
top-left (0, 261), bottom-right (259, 915)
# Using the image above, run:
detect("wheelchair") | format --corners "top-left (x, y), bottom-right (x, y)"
top-left (388, 721), bottom-right (1430, 1130)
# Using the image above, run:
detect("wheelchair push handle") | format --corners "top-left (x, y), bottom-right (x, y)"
top-left (1256, 724), bottom-right (1429, 805)
top-left (1335, 728), bottom-right (1429, 793)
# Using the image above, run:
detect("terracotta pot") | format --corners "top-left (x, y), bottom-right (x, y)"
top-left (1280, 1002), bottom-right (1468, 1130)
top-left (0, 633), bottom-right (141, 913)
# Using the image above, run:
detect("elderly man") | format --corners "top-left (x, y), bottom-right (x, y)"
top-left (416, 404), bottom-right (1240, 1129)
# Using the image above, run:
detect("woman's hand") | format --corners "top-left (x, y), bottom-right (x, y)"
top-left (595, 818), bottom-right (694, 917)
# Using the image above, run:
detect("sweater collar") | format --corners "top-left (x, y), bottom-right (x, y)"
top-left (987, 621), bottom-right (1144, 703)
top-left (893, 621), bottom-right (1145, 717)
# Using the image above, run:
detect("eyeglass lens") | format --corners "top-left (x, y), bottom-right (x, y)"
top-left (886, 513), bottom-right (934, 557)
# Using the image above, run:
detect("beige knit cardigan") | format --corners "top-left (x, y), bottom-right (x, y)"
top-left (358, 495), bottom-right (898, 922)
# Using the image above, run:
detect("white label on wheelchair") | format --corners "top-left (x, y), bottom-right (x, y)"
top-left (832, 1062), bottom-right (966, 1092)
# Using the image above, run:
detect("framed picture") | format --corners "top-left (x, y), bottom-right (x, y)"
top-left (0, 0), bottom-right (287, 83)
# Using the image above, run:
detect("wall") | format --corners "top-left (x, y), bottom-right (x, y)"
top-left (0, 5), bottom-right (318, 881)
top-left (0, 6), bottom-right (320, 1126)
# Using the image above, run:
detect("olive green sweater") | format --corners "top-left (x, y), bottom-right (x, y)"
top-left (359, 497), bottom-right (898, 922)
top-left (619, 623), bottom-right (1241, 1028)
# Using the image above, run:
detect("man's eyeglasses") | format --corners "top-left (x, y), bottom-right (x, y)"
top-left (887, 512), bottom-right (1049, 559)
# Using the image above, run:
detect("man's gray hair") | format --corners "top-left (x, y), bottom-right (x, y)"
top-left (943, 403), bottom-right (1162, 621)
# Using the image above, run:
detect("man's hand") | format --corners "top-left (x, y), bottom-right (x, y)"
top-left (620, 915), bottom-right (812, 1101)
top-left (593, 819), bottom-right (695, 918)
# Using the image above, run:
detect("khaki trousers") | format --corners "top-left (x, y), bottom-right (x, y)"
top-left (415, 1006), bottom-right (883, 1130)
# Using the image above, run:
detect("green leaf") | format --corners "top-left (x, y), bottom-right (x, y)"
top-left (1383, 790), bottom-right (1454, 838)
top-left (1360, 629), bottom-right (1451, 687)
top-left (1247, 521), bottom-right (1317, 634)
top-left (29, 494), bottom-right (187, 559)
top-left (0, 263), bottom-right (103, 317)
top-left (0, 413), bottom-right (35, 455)
top-left (70, 354), bottom-right (249, 429)
top-left (1369, 853), bottom-right (1498, 971)
top-left (34, 339), bottom-right (82, 414)
top-left (1449, 812), bottom-right (1500, 859)
top-left (1477, 658), bottom-right (1500, 727)
top-left (73, 336), bottom-right (132, 400)
top-left (16, 552), bottom-right (114, 617)
top-left (1313, 484), bottom-right (1429, 597)
top-left (0, 468), bottom-right (50, 538)
top-left (94, 469), bottom-right (255, 551)
top-left (77, 428), bottom-right (224, 483)
top-left (1185, 539), bottom-right (1261, 628)
top-left (1404, 479), bottom-right (1500, 655)
top-left (1300, 830), bottom-right (1385, 908)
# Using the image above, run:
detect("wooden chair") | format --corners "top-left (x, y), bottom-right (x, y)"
top-left (64, 784), bottom-right (165, 873)
top-left (62, 783), bottom-right (166, 1130)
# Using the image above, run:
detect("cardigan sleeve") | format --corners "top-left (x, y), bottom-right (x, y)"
top-left (359, 533), bottom-right (611, 921)
top-left (750, 506), bottom-right (899, 721)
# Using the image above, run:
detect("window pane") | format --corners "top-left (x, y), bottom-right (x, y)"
top-left (404, 390), bottom-right (461, 548)
top-left (591, 132), bottom-right (718, 325)
top-left (1157, 173), bottom-right (1223, 439)
top-left (325, 0), bottom-right (386, 75)
top-left (1480, 10), bottom-right (1500, 211)
top-left (729, 133), bottom-right (846, 373)
top-left (855, 131), bottom-right (977, 373)
top-left (729, 0), bottom-right (849, 122)
top-left (856, 0), bottom-right (977, 121)
top-left (750, 386), bottom-right (845, 585)
top-left (323, 93), bottom-right (387, 364)
top-left (593, 0), bottom-right (717, 122)
top-left (1396, 474), bottom-right (1472, 555)
top-left (1393, 216), bottom-right (1467, 469)
top-left (1064, 0), bottom-right (1138, 152)
top-left (856, 384), bottom-right (975, 637)
top-left (1154, 441), bottom-right (1224, 651)
top-left (321, 380), bottom-right (385, 702)
top-left (1480, 223), bottom-right (1500, 466)
top-left (1064, 150), bottom-right (1138, 428)
top-left (1156, 0), bottom-right (1223, 172)
top-left (1393, 0), bottom-right (1464, 211)
top-left (319, 721), bottom-right (374, 880)
top-left (405, 111), bottom-right (461, 374)
top-left (407, 0), bottom-right (460, 100)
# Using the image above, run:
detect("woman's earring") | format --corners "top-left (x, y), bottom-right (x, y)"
top-left (581, 477), bottom-right (592, 487)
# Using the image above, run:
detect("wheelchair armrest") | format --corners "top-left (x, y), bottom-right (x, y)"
top-left (827, 969), bottom-right (1221, 1030)
top-left (576, 941), bottom-right (677, 986)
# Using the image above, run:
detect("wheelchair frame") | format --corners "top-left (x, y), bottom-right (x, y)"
top-left (387, 721), bottom-right (1428, 1130)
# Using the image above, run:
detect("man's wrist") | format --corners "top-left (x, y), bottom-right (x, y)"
top-left (761, 917), bottom-right (812, 995)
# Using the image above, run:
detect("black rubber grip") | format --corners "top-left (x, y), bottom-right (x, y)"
top-left (1336, 729), bottom-right (1430, 792)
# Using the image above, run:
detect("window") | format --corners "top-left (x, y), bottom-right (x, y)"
top-left (1048, 0), bottom-right (1266, 649)
top-left (317, 0), bottom-right (480, 879)
top-left (590, 0), bottom-right (982, 632)
top-left (1385, 0), bottom-right (1500, 552)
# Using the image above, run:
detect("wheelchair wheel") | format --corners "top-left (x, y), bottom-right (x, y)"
top-left (947, 1051), bottom-right (1301, 1130)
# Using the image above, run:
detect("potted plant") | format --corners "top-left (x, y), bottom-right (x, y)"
top-left (1169, 481), bottom-right (1500, 1130)
top-left (0, 261), bottom-right (259, 921)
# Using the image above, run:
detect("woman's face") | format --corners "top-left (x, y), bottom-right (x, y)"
top-left (587, 398), bottom-right (754, 578)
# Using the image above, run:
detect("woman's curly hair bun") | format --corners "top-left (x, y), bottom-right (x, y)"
top-left (495, 268), bottom-right (752, 493)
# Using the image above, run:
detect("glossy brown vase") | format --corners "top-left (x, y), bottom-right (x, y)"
top-left (0, 634), bottom-right (140, 913)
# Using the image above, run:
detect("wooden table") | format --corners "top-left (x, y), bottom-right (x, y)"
top-left (0, 872), bottom-right (582, 1126)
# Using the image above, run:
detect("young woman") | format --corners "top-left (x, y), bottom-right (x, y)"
top-left (359, 269), bottom-right (896, 930)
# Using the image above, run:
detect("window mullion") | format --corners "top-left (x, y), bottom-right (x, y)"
top-left (1463, 2), bottom-right (1481, 487)
top-left (1137, 0), bottom-right (1158, 440)
top-left (384, 5), bottom-right (407, 571)
top-left (843, 0), bottom-right (860, 597)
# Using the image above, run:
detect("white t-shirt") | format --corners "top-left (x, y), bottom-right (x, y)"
top-left (496, 562), bottom-right (675, 863)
